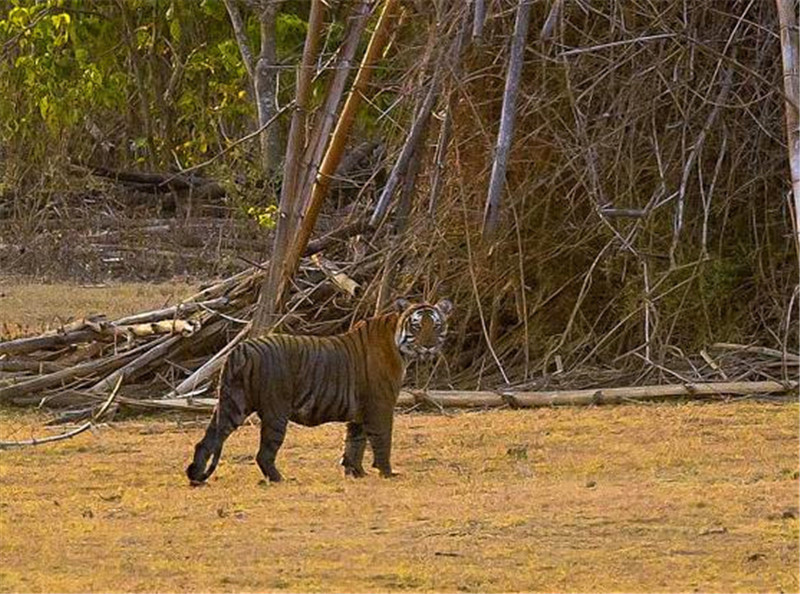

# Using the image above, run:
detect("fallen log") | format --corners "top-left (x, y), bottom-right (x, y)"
top-left (0, 358), bottom-right (64, 374)
top-left (87, 334), bottom-right (183, 394)
top-left (90, 380), bottom-right (796, 414)
top-left (0, 339), bottom-right (158, 402)
top-left (113, 297), bottom-right (229, 326)
top-left (396, 381), bottom-right (797, 408)
top-left (0, 329), bottom-right (104, 357)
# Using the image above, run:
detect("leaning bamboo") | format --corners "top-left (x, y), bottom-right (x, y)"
top-left (299, 0), bottom-right (372, 205)
top-left (165, 321), bottom-right (252, 398)
top-left (87, 334), bottom-right (182, 393)
top-left (255, 0), bottom-right (327, 334)
top-left (369, 64), bottom-right (441, 227)
top-left (280, 0), bottom-right (399, 305)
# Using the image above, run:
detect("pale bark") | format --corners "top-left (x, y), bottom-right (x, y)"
top-left (482, 0), bottom-right (532, 240)
top-left (223, 0), bottom-right (281, 175)
top-left (775, 0), bottom-right (800, 265)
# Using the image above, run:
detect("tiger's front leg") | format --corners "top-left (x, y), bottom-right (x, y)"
top-left (256, 414), bottom-right (288, 482)
top-left (365, 410), bottom-right (396, 478)
top-left (341, 422), bottom-right (367, 478)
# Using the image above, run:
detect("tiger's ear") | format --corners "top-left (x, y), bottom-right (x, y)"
top-left (435, 298), bottom-right (453, 317)
top-left (394, 297), bottom-right (412, 312)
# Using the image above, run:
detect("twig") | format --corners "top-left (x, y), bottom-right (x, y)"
top-left (0, 377), bottom-right (122, 450)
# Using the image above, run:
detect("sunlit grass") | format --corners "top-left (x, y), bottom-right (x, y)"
top-left (0, 401), bottom-right (797, 593)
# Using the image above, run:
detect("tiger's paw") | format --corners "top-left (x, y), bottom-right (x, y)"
top-left (344, 466), bottom-right (367, 478)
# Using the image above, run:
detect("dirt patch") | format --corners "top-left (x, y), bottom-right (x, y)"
top-left (1, 401), bottom-right (797, 592)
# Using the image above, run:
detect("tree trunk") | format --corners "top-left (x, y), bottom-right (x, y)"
top-left (223, 0), bottom-right (281, 177)
top-left (255, 1), bottom-right (281, 176)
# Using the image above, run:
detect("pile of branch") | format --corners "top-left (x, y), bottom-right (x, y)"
top-left (0, 227), bottom-right (371, 415)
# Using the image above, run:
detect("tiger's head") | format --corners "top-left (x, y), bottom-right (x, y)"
top-left (394, 298), bottom-right (453, 359)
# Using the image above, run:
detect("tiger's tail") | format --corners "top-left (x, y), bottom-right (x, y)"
top-left (186, 348), bottom-right (250, 485)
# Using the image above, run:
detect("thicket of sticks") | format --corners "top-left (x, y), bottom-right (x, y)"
top-left (0, 1), bottom-right (798, 418)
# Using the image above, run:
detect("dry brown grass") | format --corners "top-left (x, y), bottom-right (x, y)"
top-left (0, 279), bottom-right (197, 339)
top-left (0, 401), bottom-right (797, 593)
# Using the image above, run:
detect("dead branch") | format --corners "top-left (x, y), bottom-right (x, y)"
top-left (397, 381), bottom-right (796, 408)
top-left (110, 381), bottom-right (796, 415)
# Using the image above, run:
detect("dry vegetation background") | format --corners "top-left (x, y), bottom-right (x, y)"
top-left (1, 1), bottom-right (797, 390)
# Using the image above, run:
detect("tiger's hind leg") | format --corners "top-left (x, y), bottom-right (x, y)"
top-left (341, 422), bottom-right (367, 477)
top-left (186, 382), bottom-right (250, 485)
top-left (256, 415), bottom-right (288, 482)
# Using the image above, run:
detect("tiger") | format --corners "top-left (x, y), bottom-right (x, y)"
top-left (186, 298), bottom-right (453, 485)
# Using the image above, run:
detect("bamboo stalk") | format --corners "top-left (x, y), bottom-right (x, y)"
top-left (255, 0), bottom-right (327, 334)
top-left (165, 322), bottom-right (252, 398)
top-left (775, 0), bottom-right (800, 264)
top-left (113, 297), bottom-right (229, 326)
top-left (482, 0), bottom-right (532, 240)
top-left (369, 64), bottom-right (441, 227)
top-left (87, 334), bottom-right (182, 393)
top-left (299, 0), bottom-right (372, 206)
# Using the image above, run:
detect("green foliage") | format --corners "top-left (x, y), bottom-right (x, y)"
top-left (276, 12), bottom-right (307, 56)
top-left (0, 2), bottom-right (129, 147)
top-left (0, 0), bottom-right (320, 171)
top-left (245, 204), bottom-right (278, 230)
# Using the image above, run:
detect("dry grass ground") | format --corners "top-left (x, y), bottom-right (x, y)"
top-left (0, 278), bottom-right (196, 338)
top-left (0, 401), bottom-right (798, 593)
top-left (0, 281), bottom-right (798, 592)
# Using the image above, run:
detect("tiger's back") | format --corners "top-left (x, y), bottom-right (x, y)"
top-left (225, 313), bottom-right (403, 427)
